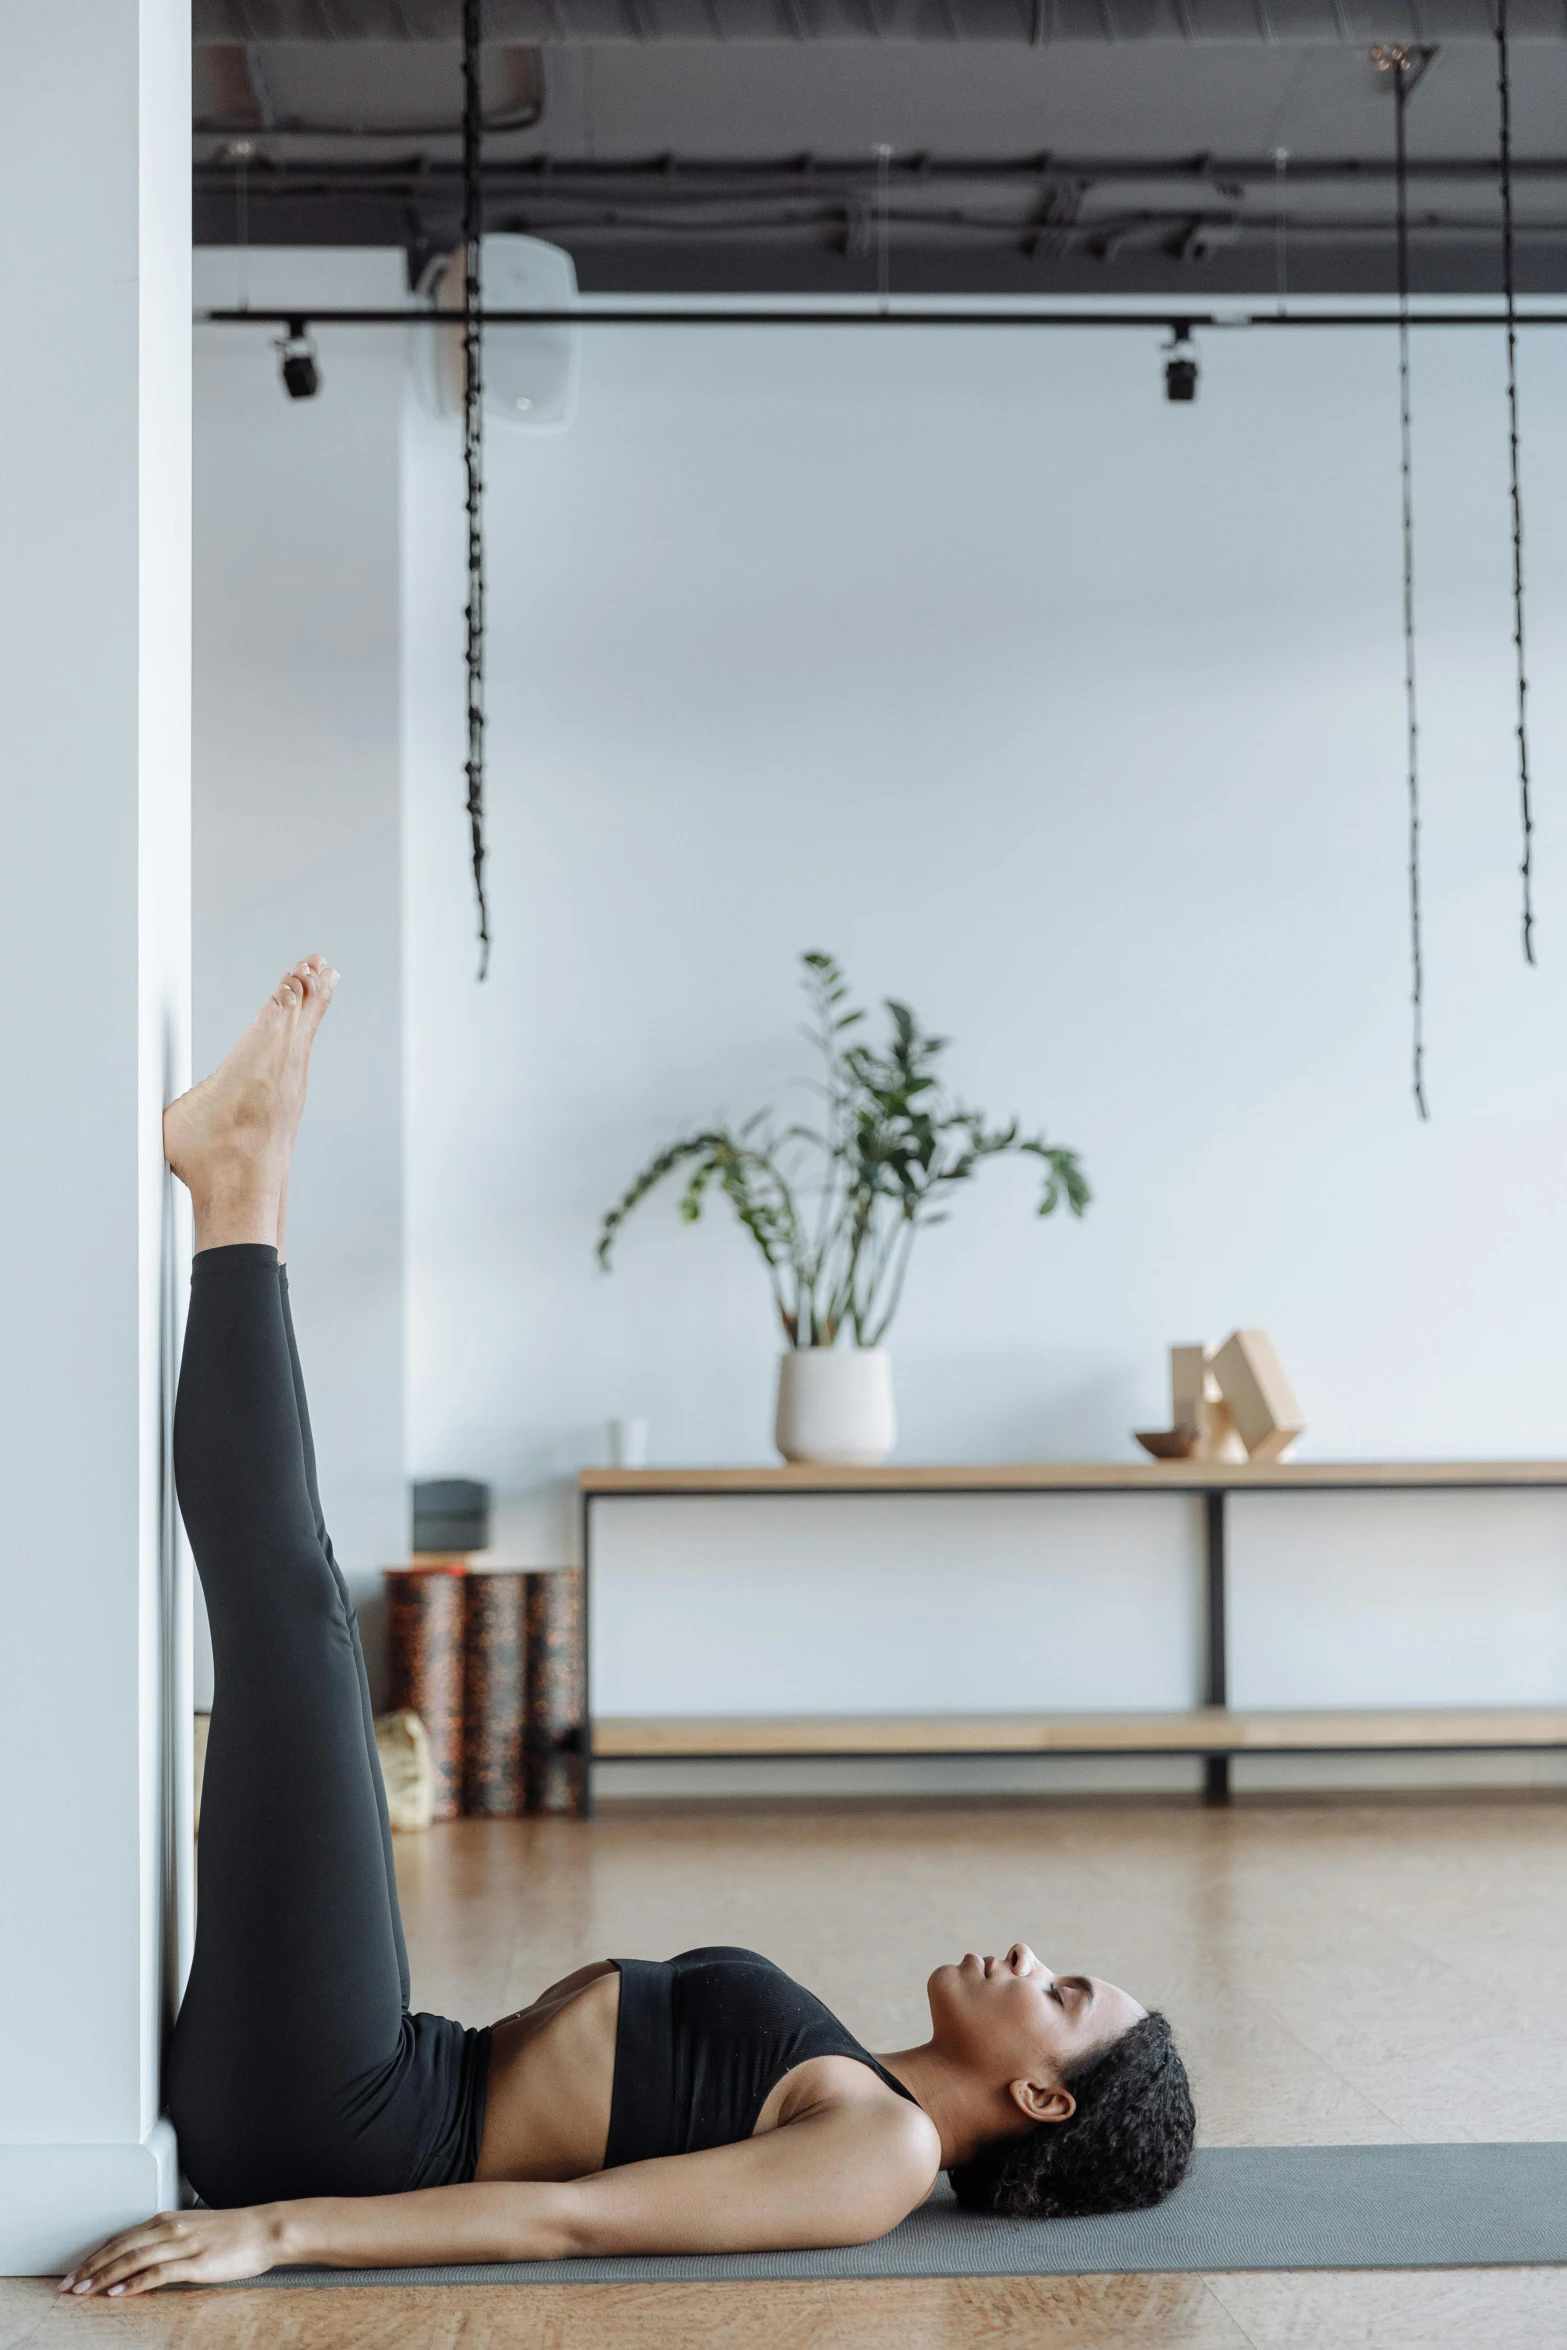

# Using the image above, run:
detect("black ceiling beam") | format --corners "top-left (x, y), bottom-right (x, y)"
top-left (192, 150), bottom-right (1567, 186)
top-left (190, 0), bottom-right (1567, 41)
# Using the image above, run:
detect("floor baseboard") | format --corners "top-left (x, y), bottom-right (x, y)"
top-left (0, 2121), bottom-right (179, 2276)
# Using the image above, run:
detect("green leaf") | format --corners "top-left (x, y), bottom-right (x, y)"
top-left (597, 953), bottom-right (1091, 1343)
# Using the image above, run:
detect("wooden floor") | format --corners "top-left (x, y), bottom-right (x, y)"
top-left (8, 1791), bottom-right (1567, 2345)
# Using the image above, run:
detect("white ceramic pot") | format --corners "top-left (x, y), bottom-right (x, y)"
top-left (774, 1347), bottom-right (896, 1466)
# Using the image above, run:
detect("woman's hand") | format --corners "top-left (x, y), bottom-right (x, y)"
top-left (58, 2205), bottom-right (284, 2296)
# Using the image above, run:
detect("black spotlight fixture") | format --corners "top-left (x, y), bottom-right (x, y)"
top-left (276, 318), bottom-right (320, 401)
top-left (1164, 321), bottom-right (1198, 404)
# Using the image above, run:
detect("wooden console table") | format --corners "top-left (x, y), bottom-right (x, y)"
top-left (577, 1461), bottom-right (1567, 1814)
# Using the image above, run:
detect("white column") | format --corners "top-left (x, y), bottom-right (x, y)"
top-left (192, 249), bottom-right (410, 1698)
top-left (0, 0), bottom-right (191, 2272)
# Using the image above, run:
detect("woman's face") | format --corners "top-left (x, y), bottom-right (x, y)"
top-left (927, 1942), bottom-right (1145, 2107)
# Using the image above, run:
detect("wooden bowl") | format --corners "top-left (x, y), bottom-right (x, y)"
top-left (1134, 1427), bottom-right (1201, 1461)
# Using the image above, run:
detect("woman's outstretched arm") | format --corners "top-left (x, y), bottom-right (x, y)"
top-left (61, 2096), bottom-right (941, 2295)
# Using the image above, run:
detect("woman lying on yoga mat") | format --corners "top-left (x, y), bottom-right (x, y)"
top-left (62, 959), bottom-right (1194, 2297)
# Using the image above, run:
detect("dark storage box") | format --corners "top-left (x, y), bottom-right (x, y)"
top-left (412, 1477), bottom-right (491, 1555)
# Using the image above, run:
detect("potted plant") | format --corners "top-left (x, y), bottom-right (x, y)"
top-left (597, 953), bottom-right (1091, 1464)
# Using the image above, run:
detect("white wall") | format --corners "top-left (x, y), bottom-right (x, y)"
top-left (404, 311), bottom-right (1567, 1471)
top-left (0, 0), bottom-right (188, 2270)
top-left (193, 251), bottom-right (409, 1697)
top-left (194, 281), bottom-right (1567, 1768)
top-left (395, 301), bottom-right (1567, 1777)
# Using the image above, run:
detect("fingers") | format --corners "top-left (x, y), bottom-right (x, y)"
top-left (100, 2258), bottom-right (201, 2298)
top-left (59, 2213), bottom-right (191, 2296)
top-left (58, 2207), bottom-right (275, 2297)
top-left (125, 2264), bottom-right (205, 2296)
top-left (59, 2217), bottom-right (157, 2286)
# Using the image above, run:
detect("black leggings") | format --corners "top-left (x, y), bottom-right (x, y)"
top-left (166, 1245), bottom-right (489, 2209)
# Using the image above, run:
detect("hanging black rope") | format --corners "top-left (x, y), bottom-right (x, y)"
top-left (1496, 0), bottom-right (1534, 966)
top-left (1393, 57), bottom-right (1428, 1122)
top-left (462, 0), bottom-right (490, 980)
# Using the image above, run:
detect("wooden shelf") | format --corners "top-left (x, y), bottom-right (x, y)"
top-left (593, 1707), bottom-right (1567, 1759)
top-left (580, 1468), bottom-right (1567, 1807)
top-left (581, 1461), bottom-right (1567, 1496)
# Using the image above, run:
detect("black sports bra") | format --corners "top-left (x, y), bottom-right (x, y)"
top-left (604, 1946), bottom-right (918, 2168)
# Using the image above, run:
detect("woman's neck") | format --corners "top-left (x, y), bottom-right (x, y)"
top-left (874, 2043), bottom-right (1023, 2171)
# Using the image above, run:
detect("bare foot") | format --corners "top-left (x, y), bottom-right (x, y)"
top-left (275, 957), bottom-right (338, 1259)
top-left (279, 954), bottom-right (337, 1140)
top-left (164, 959), bottom-right (338, 1250)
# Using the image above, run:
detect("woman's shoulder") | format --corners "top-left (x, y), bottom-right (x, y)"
top-left (781, 2057), bottom-right (944, 2223)
top-left (764, 2050), bottom-right (941, 2163)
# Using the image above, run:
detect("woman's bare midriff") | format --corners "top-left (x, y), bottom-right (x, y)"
top-left (474, 1963), bottom-right (622, 2182)
top-left (474, 1964), bottom-right (913, 2185)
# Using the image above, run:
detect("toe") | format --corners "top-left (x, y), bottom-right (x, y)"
top-left (293, 956), bottom-right (338, 1005)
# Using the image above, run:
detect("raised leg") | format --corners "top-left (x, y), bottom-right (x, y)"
top-left (167, 1243), bottom-right (410, 2205)
top-left (163, 966), bottom-right (483, 2206)
top-left (278, 1263), bottom-right (410, 2008)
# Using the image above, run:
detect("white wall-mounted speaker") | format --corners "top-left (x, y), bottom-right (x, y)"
top-left (415, 234), bottom-right (579, 433)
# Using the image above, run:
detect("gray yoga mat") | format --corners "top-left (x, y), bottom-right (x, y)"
top-left (239, 2143), bottom-right (1567, 2285)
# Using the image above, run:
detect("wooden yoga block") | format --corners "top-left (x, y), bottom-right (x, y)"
top-left (384, 1564), bottom-right (467, 1821)
top-left (1210, 1329), bottom-right (1305, 1463)
top-left (463, 1570), bottom-right (527, 1817)
top-left (1137, 1344), bottom-right (1246, 1463)
top-left (524, 1568), bottom-right (585, 1817)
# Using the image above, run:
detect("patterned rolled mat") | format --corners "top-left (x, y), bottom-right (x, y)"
top-left (383, 1565), bottom-right (467, 1822)
top-left (463, 1570), bottom-right (526, 1817)
top-left (524, 1568), bottom-right (584, 1817)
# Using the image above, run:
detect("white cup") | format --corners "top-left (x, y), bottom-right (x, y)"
top-left (608, 1416), bottom-right (649, 1469)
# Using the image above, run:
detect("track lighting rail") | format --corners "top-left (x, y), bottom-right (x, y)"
top-left (197, 303), bottom-right (1567, 329)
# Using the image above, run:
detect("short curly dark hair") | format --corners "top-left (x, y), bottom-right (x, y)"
top-left (947, 2010), bottom-right (1194, 2220)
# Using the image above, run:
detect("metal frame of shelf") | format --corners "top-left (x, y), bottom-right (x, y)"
top-left (575, 1463), bottom-right (1567, 1817)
